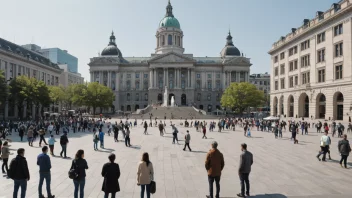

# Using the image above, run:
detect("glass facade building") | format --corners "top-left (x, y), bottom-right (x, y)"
top-left (40, 48), bottom-right (78, 73)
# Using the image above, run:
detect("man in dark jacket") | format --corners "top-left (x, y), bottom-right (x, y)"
top-left (10, 148), bottom-right (30, 198)
top-left (205, 141), bottom-right (225, 198)
top-left (237, 143), bottom-right (253, 197)
top-left (37, 146), bottom-right (55, 198)
top-left (60, 132), bottom-right (69, 158)
top-left (338, 134), bottom-right (351, 168)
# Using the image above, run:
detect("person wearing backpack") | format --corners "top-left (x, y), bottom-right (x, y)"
top-left (37, 146), bottom-right (55, 198)
top-left (9, 148), bottom-right (30, 198)
top-left (338, 134), bottom-right (351, 168)
top-left (101, 154), bottom-right (120, 198)
top-left (60, 132), bottom-right (69, 158)
top-left (71, 150), bottom-right (88, 198)
top-left (317, 131), bottom-right (331, 161)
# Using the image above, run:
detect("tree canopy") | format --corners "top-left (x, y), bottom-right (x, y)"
top-left (0, 70), bottom-right (8, 106)
top-left (84, 82), bottom-right (114, 115)
top-left (221, 82), bottom-right (265, 114)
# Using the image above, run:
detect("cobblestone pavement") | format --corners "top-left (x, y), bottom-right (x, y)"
top-left (0, 119), bottom-right (351, 198)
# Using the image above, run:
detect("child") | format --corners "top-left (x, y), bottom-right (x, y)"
top-left (48, 135), bottom-right (56, 155)
top-left (247, 128), bottom-right (252, 138)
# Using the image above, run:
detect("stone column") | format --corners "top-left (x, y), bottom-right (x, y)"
top-left (116, 72), bottom-right (120, 91)
top-left (131, 72), bottom-right (135, 89)
top-left (187, 69), bottom-right (190, 88)
top-left (174, 69), bottom-right (176, 88)
top-left (166, 68), bottom-right (168, 88)
top-left (107, 71), bottom-right (111, 88)
top-left (99, 71), bottom-right (103, 84)
top-left (191, 69), bottom-right (195, 88)
top-left (154, 69), bottom-right (157, 88)
top-left (222, 72), bottom-right (226, 89)
top-left (149, 70), bottom-right (153, 88)
top-left (237, 71), bottom-right (240, 82)
top-left (212, 71), bottom-right (215, 89)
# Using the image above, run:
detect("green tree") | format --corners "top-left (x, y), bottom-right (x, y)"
top-left (221, 82), bottom-right (265, 114)
top-left (0, 70), bottom-right (8, 107)
top-left (70, 84), bottom-right (87, 107)
top-left (48, 86), bottom-right (65, 106)
top-left (84, 82), bottom-right (114, 115)
top-left (9, 76), bottom-right (32, 119)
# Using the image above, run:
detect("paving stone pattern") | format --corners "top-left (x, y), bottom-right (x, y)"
top-left (0, 119), bottom-right (352, 198)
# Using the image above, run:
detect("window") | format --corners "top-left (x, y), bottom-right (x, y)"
top-left (196, 80), bottom-right (200, 89)
top-left (280, 64), bottom-right (285, 75)
top-left (127, 93), bottom-right (131, 101)
top-left (144, 93), bottom-right (148, 101)
top-left (264, 81), bottom-right (267, 85)
top-left (334, 24), bottom-right (343, 36)
top-left (318, 69), bottom-right (325, 83)
top-left (169, 80), bottom-right (173, 89)
top-left (288, 46), bottom-right (297, 56)
top-left (144, 74), bottom-right (148, 78)
top-left (162, 35), bottom-right (165, 45)
top-left (280, 52), bottom-right (285, 60)
top-left (127, 74), bottom-right (131, 78)
top-left (289, 76), bottom-right (294, 88)
top-left (259, 81), bottom-right (263, 85)
top-left (207, 81), bottom-right (212, 89)
top-left (335, 65), bottom-right (343, 80)
top-left (143, 81), bottom-right (148, 89)
top-left (207, 93), bottom-right (211, 101)
top-left (159, 80), bottom-right (163, 88)
top-left (136, 81), bottom-right (140, 89)
top-left (334, 42), bottom-right (343, 57)
top-left (135, 73), bottom-right (140, 78)
top-left (302, 72), bottom-right (310, 84)
top-left (168, 35), bottom-right (172, 45)
top-left (300, 39), bottom-right (310, 51)
top-left (289, 61), bottom-right (294, 71)
top-left (280, 78), bottom-right (285, 89)
top-left (197, 93), bottom-right (201, 101)
top-left (294, 76), bottom-right (298, 85)
top-left (289, 60), bottom-right (298, 71)
top-left (317, 49), bottom-right (325, 62)
top-left (301, 54), bottom-right (310, 67)
top-left (136, 93), bottom-right (139, 101)
top-left (274, 67), bottom-right (278, 76)
top-left (208, 74), bottom-right (212, 78)
top-left (274, 56), bottom-right (278, 63)
top-left (126, 81), bottom-right (131, 89)
top-left (181, 80), bottom-right (185, 89)
top-left (216, 81), bottom-right (220, 89)
top-left (216, 73), bottom-right (220, 78)
top-left (196, 73), bottom-right (200, 78)
top-left (317, 32), bottom-right (325, 44)
top-left (177, 36), bottom-right (180, 46)
top-left (275, 81), bottom-right (278, 90)
top-left (216, 93), bottom-right (220, 101)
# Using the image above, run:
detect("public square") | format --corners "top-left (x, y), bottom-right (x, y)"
top-left (1, 119), bottom-right (351, 198)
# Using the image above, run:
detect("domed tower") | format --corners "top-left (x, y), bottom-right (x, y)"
top-left (220, 31), bottom-right (241, 57)
top-left (101, 31), bottom-right (123, 57)
top-left (155, 0), bottom-right (184, 54)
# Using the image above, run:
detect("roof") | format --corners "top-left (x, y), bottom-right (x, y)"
top-left (0, 37), bottom-right (60, 70)
top-left (193, 57), bottom-right (223, 63)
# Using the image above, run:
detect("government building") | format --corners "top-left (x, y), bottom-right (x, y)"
top-left (269, 0), bottom-right (352, 121)
top-left (88, 1), bottom-right (251, 113)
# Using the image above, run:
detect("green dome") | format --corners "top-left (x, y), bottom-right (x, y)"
top-left (159, 16), bottom-right (180, 29)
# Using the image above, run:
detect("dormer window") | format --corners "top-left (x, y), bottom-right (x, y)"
top-left (332, 3), bottom-right (340, 12)
top-left (317, 11), bottom-right (324, 20)
top-left (303, 19), bottom-right (310, 29)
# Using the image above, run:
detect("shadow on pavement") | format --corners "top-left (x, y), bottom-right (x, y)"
top-left (329, 159), bottom-right (352, 167)
top-left (248, 193), bottom-right (288, 198)
top-left (191, 151), bottom-right (207, 153)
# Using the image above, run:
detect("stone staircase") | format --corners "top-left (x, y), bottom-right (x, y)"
top-left (132, 106), bottom-right (219, 119)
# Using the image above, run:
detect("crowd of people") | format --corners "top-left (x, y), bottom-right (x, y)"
top-left (0, 116), bottom-right (351, 198)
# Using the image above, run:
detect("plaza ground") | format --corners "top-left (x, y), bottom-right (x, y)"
top-left (1, 119), bottom-right (352, 198)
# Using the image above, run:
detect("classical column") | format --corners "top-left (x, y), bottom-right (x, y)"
top-left (131, 72), bottom-right (135, 89)
top-left (222, 72), bottom-right (226, 89)
top-left (237, 71), bottom-right (240, 82)
top-left (107, 71), bottom-right (111, 88)
top-left (166, 68), bottom-right (168, 88)
top-left (174, 69), bottom-right (176, 88)
top-left (116, 72), bottom-right (120, 91)
top-left (149, 70), bottom-right (153, 88)
top-left (99, 71), bottom-right (103, 84)
top-left (187, 69), bottom-right (190, 88)
top-left (191, 69), bottom-right (195, 88)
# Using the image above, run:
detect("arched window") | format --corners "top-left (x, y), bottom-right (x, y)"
top-left (197, 93), bottom-right (201, 101)
top-left (207, 93), bottom-right (211, 101)
top-left (135, 93), bottom-right (139, 101)
top-left (127, 93), bottom-right (131, 101)
top-left (145, 93), bottom-right (148, 101)
top-left (168, 35), bottom-right (172, 45)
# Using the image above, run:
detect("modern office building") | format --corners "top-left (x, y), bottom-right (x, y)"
top-left (269, 0), bottom-right (352, 121)
top-left (0, 38), bottom-right (62, 119)
top-left (88, 0), bottom-right (252, 113)
top-left (40, 48), bottom-right (78, 73)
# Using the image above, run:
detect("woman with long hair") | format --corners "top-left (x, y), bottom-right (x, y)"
top-left (101, 154), bottom-right (120, 198)
top-left (71, 149), bottom-right (88, 198)
top-left (137, 152), bottom-right (154, 198)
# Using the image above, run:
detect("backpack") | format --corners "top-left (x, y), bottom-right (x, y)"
top-left (68, 160), bottom-right (79, 179)
top-left (8, 158), bottom-right (18, 179)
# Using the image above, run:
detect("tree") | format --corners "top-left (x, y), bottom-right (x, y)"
top-left (84, 82), bottom-right (114, 115)
top-left (48, 86), bottom-right (65, 107)
top-left (70, 84), bottom-right (87, 107)
top-left (9, 76), bottom-right (32, 119)
top-left (31, 79), bottom-right (51, 117)
top-left (0, 70), bottom-right (8, 107)
top-left (221, 82), bottom-right (265, 114)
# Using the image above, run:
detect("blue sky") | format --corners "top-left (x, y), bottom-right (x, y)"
top-left (0, 0), bottom-right (336, 80)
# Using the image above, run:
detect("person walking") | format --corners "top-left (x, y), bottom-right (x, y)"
top-left (137, 152), bottom-right (154, 198)
top-left (113, 125), bottom-right (119, 142)
top-left (202, 125), bottom-right (208, 139)
top-left (101, 154), bottom-right (120, 198)
top-left (317, 131), bottom-right (331, 161)
top-left (37, 146), bottom-right (55, 198)
top-left (48, 135), bottom-right (56, 156)
top-left (48, 122), bottom-right (54, 135)
top-left (72, 149), bottom-right (88, 198)
top-left (93, 131), bottom-right (99, 151)
top-left (144, 121), bottom-right (148, 135)
top-left (27, 126), bottom-right (34, 146)
top-left (183, 130), bottom-right (192, 151)
top-left (99, 129), bottom-right (105, 149)
top-left (19, 126), bottom-right (24, 142)
top-left (338, 134), bottom-right (351, 168)
top-left (158, 122), bottom-right (164, 136)
top-left (205, 141), bottom-right (225, 198)
top-left (9, 148), bottom-right (30, 198)
top-left (237, 143), bottom-right (254, 197)
top-left (125, 126), bottom-right (131, 147)
top-left (172, 125), bottom-right (179, 144)
top-left (39, 128), bottom-right (48, 147)
top-left (60, 132), bottom-right (69, 158)
top-left (1, 141), bottom-right (10, 174)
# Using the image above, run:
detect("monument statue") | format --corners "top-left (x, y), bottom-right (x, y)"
top-left (171, 96), bottom-right (175, 107)
top-left (163, 86), bottom-right (168, 107)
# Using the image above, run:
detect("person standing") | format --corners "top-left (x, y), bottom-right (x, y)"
top-left (137, 152), bottom-right (154, 198)
top-left (19, 126), bottom-right (24, 142)
top-left (338, 134), bottom-right (351, 168)
top-left (72, 150), bottom-right (88, 198)
top-left (125, 126), bottom-right (131, 147)
top-left (60, 132), bottom-right (69, 158)
top-left (183, 130), bottom-right (192, 151)
top-left (37, 146), bottom-right (55, 198)
top-left (158, 122), bottom-right (164, 136)
top-left (48, 135), bottom-right (56, 156)
top-left (202, 125), bottom-right (208, 139)
top-left (27, 126), bottom-right (34, 146)
top-left (144, 121), bottom-right (148, 135)
top-left (39, 128), bottom-right (48, 147)
top-left (317, 131), bottom-right (331, 161)
top-left (205, 141), bottom-right (225, 198)
top-left (99, 129), bottom-right (105, 149)
top-left (113, 125), bottom-right (119, 142)
top-left (237, 143), bottom-right (253, 197)
top-left (1, 141), bottom-right (10, 174)
top-left (101, 154), bottom-right (120, 198)
top-left (93, 131), bottom-right (99, 151)
top-left (172, 125), bottom-right (179, 144)
top-left (9, 148), bottom-right (30, 198)
top-left (48, 122), bottom-right (54, 135)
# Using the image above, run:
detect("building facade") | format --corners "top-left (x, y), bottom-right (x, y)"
top-left (249, 73), bottom-right (270, 95)
top-left (0, 38), bottom-right (62, 119)
top-left (269, 0), bottom-right (352, 121)
top-left (58, 64), bottom-right (84, 87)
top-left (40, 48), bottom-right (78, 73)
top-left (88, 1), bottom-right (252, 113)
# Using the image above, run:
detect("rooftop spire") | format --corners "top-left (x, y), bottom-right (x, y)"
top-left (226, 31), bottom-right (234, 46)
top-left (166, 0), bottom-right (174, 17)
top-left (109, 31), bottom-right (116, 46)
